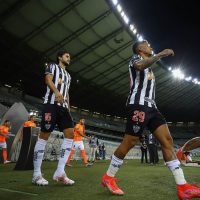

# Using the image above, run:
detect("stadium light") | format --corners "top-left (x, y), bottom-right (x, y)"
top-left (120, 11), bottom-right (125, 17)
top-left (138, 35), bottom-right (143, 41)
top-left (168, 67), bottom-right (172, 71)
top-left (129, 24), bottom-right (134, 31)
top-left (117, 4), bottom-right (122, 12)
top-left (111, 0), bottom-right (118, 6)
top-left (133, 28), bottom-right (137, 34)
top-left (185, 76), bottom-right (192, 81)
top-left (4, 84), bottom-right (12, 88)
top-left (172, 68), bottom-right (185, 79)
top-left (192, 78), bottom-right (198, 84)
top-left (123, 15), bottom-right (129, 24)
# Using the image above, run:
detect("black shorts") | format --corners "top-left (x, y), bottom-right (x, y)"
top-left (41, 104), bottom-right (74, 132)
top-left (125, 104), bottom-right (166, 137)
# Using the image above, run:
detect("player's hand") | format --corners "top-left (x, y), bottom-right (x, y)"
top-left (55, 92), bottom-right (64, 103)
top-left (158, 49), bottom-right (174, 58)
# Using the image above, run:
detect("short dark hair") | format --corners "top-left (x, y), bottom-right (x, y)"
top-left (132, 40), bottom-right (147, 54)
top-left (56, 50), bottom-right (68, 63)
top-left (4, 120), bottom-right (10, 124)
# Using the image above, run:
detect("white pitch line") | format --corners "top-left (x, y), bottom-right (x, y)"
top-left (0, 187), bottom-right (38, 196)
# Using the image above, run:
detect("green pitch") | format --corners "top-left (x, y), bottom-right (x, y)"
top-left (0, 160), bottom-right (199, 200)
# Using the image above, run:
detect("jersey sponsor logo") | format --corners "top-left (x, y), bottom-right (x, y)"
top-left (133, 125), bottom-right (141, 133)
top-left (45, 113), bottom-right (51, 122)
top-left (132, 111), bottom-right (145, 123)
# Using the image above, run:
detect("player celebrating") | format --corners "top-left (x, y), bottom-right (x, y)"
top-left (0, 120), bottom-right (11, 164)
top-left (101, 40), bottom-right (200, 199)
top-left (66, 119), bottom-right (90, 167)
top-left (32, 50), bottom-right (75, 186)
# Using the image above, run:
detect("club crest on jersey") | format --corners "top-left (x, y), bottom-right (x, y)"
top-left (45, 123), bottom-right (51, 130)
top-left (45, 113), bottom-right (51, 122)
top-left (133, 125), bottom-right (140, 133)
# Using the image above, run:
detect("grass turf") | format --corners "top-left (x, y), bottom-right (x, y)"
top-left (0, 160), bottom-right (200, 200)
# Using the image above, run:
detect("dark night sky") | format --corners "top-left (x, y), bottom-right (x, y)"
top-left (121, 0), bottom-right (200, 77)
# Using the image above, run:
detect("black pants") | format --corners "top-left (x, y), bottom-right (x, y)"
top-left (141, 147), bottom-right (148, 163)
top-left (102, 150), bottom-right (106, 160)
top-left (148, 144), bottom-right (158, 164)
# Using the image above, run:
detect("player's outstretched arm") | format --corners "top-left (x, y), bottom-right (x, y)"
top-left (134, 49), bottom-right (174, 71)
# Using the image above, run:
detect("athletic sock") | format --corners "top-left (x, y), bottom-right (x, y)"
top-left (166, 159), bottom-right (187, 185)
top-left (106, 154), bottom-right (123, 177)
top-left (33, 138), bottom-right (47, 177)
top-left (55, 138), bottom-right (73, 175)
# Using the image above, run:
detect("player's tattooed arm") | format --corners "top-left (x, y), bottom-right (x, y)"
top-left (134, 49), bottom-right (174, 71)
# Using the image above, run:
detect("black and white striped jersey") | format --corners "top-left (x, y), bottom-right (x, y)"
top-left (43, 63), bottom-right (71, 108)
top-left (126, 55), bottom-right (156, 108)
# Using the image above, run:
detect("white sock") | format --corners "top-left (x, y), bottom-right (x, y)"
top-left (55, 138), bottom-right (73, 175)
top-left (106, 155), bottom-right (123, 177)
top-left (33, 138), bottom-right (47, 177)
top-left (166, 159), bottom-right (187, 185)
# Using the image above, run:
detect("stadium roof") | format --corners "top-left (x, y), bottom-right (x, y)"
top-left (1, 0), bottom-right (200, 122)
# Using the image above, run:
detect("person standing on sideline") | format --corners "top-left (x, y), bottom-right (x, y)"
top-left (66, 119), bottom-right (90, 167)
top-left (88, 133), bottom-right (99, 164)
top-left (32, 50), bottom-right (75, 186)
top-left (140, 134), bottom-right (148, 163)
top-left (102, 143), bottom-right (106, 160)
top-left (24, 115), bottom-right (36, 128)
top-left (101, 40), bottom-right (200, 199)
top-left (0, 120), bottom-right (11, 164)
top-left (148, 132), bottom-right (158, 164)
top-left (98, 144), bottom-right (103, 159)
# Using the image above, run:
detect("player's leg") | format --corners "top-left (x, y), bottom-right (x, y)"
top-left (152, 120), bottom-right (200, 199)
top-left (66, 142), bottom-right (76, 166)
top-left (107, 134), bottom-right (139, 175)
top-left (32, 131), bottom-right (50, 185)
top-left (101, 105), bottom-right (147, 195)
top-left (66, 150), bottom-right (75, 165)
top-left (53, 127), bottom-right (74, 185)
top-left (53, 107), bottom-right (74, 185)
top-left (101, 134), bottom-right (139, 195)
top-left (80, 142), bottom-right (88, 165)
top-left (2, 148), bottom-right (7, 162)
top-left (32, 104), bottom-right (56, 186)
top-left (1, 142), bottom-right (10, 164)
